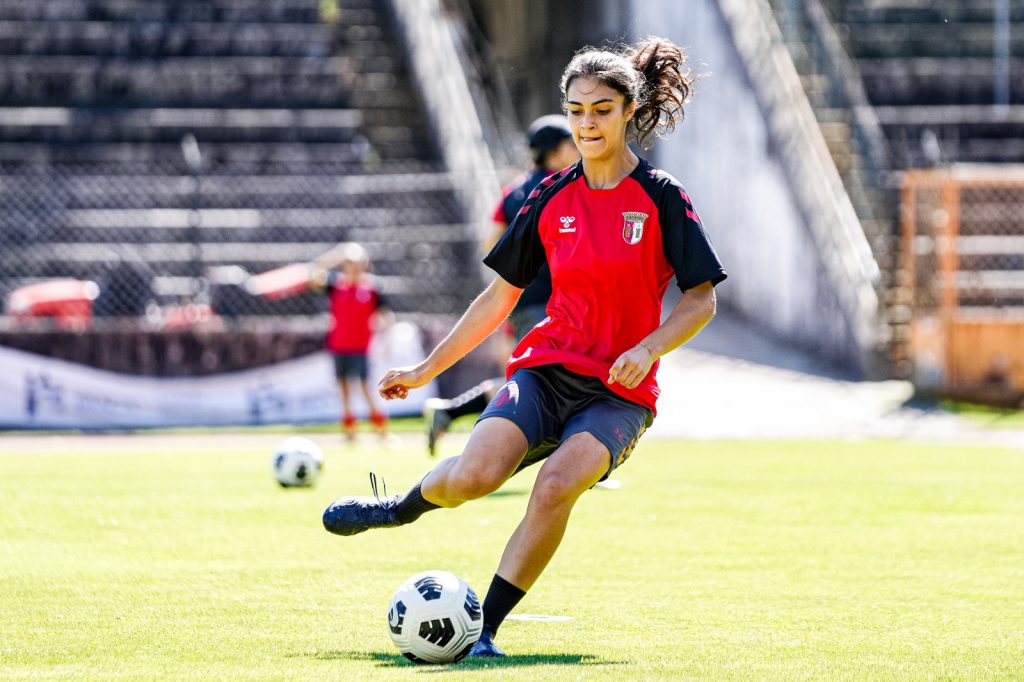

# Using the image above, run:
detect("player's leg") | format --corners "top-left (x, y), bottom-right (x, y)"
top-left (354, 355), bottom-right (387, 437)
top-left (417, 416), bottom-right (526, 506)
top-left (472, 394), bottom-right (650, 656)
top-left (322, 416), bottom-right (527, 535)
top-left (422, 378), bottom-right (500, 456)
top-left (333, 354), bottom-right (357, 440)
top-left (467, 433), bottom-right (608, 657)
top-left (362, 379), bottom-right (389, 437)
top-left (337, 377), bottom-right (356, 441)
top-left (323, 369), bottom-right (553, 537)
top-left (495, 433), bottom-right (608, 588)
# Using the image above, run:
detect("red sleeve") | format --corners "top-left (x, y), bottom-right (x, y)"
top-left (491, 181), bottom-right (518, 224)
top-left (491, 199), bottom-right (506, 224)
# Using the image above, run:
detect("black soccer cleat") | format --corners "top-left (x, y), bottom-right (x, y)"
top-left (469, 630), bottom-right (506, 658)
top-left (322, 473), bottom-right (401, 536)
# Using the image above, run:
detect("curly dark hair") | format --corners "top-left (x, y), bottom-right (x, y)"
top-left (559, 37), bottom-right (695, 149)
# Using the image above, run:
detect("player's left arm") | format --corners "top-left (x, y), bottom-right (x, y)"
top-left (608, 281), bottom-right (716, 389)
top-left (609, 183), bottom-right (726, 389)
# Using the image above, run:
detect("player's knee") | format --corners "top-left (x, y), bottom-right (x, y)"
top-left (530, 436), bottom-right (607, 510)
top-left (450, 458), bottom-right (505, 499)
top-left (529, 470), bottom-right (580, 511)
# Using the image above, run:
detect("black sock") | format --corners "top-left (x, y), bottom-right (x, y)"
top-left (481, 574), bottom-right (526, 636)
top-left (394, 482), bottom-right (440, 525)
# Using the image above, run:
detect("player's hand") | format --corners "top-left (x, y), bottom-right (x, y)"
top-left (308, 267), bottom-right (329, 291)
top-left (607, 344), bottom-right (657, 389)
top-left (378, 365), bottom-right (432, 400)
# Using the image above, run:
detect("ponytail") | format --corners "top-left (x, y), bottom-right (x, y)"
top-left (560, 36), bottom-right (696, 148)
top-left (627, 38), bottom-right (692, 147)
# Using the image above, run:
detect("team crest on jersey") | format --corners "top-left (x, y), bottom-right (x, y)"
top-left (622, 212), bottom-right (648, 245)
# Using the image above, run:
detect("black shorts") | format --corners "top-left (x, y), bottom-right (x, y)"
top-left (477, 364), bottom-right (653, 480)
top-left (332, 353), bottom-right (368, 380)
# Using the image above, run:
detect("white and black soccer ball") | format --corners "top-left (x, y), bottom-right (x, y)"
top-left (271, 436), bottom-right (323, 488)
top-left (387, 570), bottom-right (483, 664)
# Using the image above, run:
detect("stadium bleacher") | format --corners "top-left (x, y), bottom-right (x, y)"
top-left (774, 0), bottom-right (1024, 213)
top-left (0, 0), bottom-right (480, 339)
top-left (769, 0), bottom-right (1024, 383)
top-left (829, 0), bottom-right (1024, 167)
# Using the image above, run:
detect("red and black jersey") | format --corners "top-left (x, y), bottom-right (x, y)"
top-left (324, 273), bottom-right (384, 354)
top-left (483, 158), bottom-right (727, 414)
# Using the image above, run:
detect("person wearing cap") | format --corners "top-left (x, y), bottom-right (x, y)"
top-left (309, 242), bottom-right (392, 442)
top-left (420, 115), bottom-right (580, 457)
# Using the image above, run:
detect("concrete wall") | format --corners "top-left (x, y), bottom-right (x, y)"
top-left (466, 0), bottom-right (865, 374)
top-left (630, 0), bottom-right (855, 372)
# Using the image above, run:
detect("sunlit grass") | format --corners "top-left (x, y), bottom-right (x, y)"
top-left (1, 434), bottom-right (1022, 680)
top-left (940, 400), bottom-right (1024, 430)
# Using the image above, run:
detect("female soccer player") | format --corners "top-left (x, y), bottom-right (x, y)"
top-left (324, 37), bottom-right (727, 657)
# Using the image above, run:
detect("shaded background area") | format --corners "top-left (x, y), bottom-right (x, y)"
top-left (0, 0), bottom-right (1021, 425)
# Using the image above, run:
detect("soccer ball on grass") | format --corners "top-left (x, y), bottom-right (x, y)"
top-left (387, 570), bottom-right (483, 664)
top-left (271, 436), bottom-right (323, 488)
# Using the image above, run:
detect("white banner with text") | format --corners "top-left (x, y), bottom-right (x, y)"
top-left (0, 322), bottom-right (435, 429)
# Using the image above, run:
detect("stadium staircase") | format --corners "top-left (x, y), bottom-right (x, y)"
top-left (0, 0), bottom-right (481, 333)
top-left (0, 0), bottom-right (479, 321)
top-left (767, 0), bottom-right (1024, 375)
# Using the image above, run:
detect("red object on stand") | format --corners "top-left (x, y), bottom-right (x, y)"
top-left (5, 279), bottom-right (100, 330)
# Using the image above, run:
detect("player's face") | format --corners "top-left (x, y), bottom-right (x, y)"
top-left (565, 78), bottom-right (636, 162)
top-left (342, 259), bottom-right (368, 279)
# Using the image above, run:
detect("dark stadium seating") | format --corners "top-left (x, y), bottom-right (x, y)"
top-left (775, 0), bottom-right (1024, 177)
top-left (822, 0), bottom-right (1024, 166)
top-left (0, 0), bottom-right (479, 326)
top-left (769, 0), bottom-right (1024, 379)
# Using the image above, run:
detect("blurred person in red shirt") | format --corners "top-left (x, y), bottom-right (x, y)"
top-left (310, 242), bottom-right (391, 441)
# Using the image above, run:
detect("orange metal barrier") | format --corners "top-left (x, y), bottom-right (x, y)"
top-left (900, 166), bottom-right (1024, 406)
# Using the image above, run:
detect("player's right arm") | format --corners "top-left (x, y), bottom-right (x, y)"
top-left (378, 276), bottom-right (522, 400)
top-left (307, 267), bottom-right (330, 292)
top-left (485, 220), bottom-right (508, 251)
top-left (309, 242), bottom-right (350, 270)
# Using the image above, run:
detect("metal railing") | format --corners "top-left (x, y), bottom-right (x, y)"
top-left (773, 0), bottom-right (894, 232)
top-left (388, 0), bottom-right (503, 274)
top-left (719, 0), bottom-right (884, 375)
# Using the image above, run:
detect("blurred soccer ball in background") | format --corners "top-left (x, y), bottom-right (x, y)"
top-left (271, 436), bottom-right (323, 488)
top-left (387, 570), bottom-right (483, 664)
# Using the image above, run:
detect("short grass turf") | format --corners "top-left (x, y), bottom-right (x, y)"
top-left (1, 434), bottom-right (1023, 681)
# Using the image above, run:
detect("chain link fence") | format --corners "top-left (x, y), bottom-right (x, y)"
top-left (0, 0), bottom-right (511, 393)
top-left (0, 157), bottom-right (485, 325)
top-left (898, 166), bottom-right (1024, 405)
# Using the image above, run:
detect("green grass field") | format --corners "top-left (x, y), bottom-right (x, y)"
top-left (2, 433), bottom-right (1023, 681)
